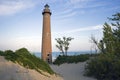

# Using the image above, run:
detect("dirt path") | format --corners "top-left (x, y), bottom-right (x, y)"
top-left (50, 62), bottom-right (96, 80)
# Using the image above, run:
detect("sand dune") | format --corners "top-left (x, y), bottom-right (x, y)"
top-left (0, 56), bottom-right (97, 80)
top-left (50, 62), bottom-right (97, 80)
top-left (0, 56), bottom-right (63, 80)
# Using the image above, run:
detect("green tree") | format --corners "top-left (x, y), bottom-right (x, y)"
top-left (55, 37), bottom-right (74, 56)
top-left (109, 13), bottom-right (120, 55)
top-left (85, 12), bottom-right (120, 80)
top-left (91, 13), bottom-right (120, 54)
top-left (55, 38), bottom-right (64, 55)
top-left (102, 22), bottom-right (115, 54)
top-left (90, 36), bottom-right (105, 54)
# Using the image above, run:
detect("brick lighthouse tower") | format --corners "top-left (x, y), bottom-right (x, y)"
top-left (41, 4), bottom-right (52, 63)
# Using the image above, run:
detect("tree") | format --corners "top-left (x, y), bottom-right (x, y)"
top-left (90, 36), bottom-right (105, 54)
top-left (109, 13), bottom-right (120, 55)
top-left (55, 37), bottom-right (74, 56)
top-left (91, 13), bottom-right (120, 54)
top-left (85, 13), bottom-right (120, 80)
top-left (102, 22), bottom-right (115, 54)
top-left (55, 38), bottom-right (64, 55)
top-left (91, 23), bottom-right (115, 54)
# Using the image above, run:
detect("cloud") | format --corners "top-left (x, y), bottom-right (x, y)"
top-left (0, 0), bottom-right (66, 16)
top-left (66, 25), bottom-right (103, 33)
top-left (59, 0), bottom-right (120, 19)
top-left (57, 9), bottom-right (73, 15)
top-left (69, 0), bottom-right (89, 5)
top-left (0, 0), bottom-right (35, 16)
top-left (60, 12), bottom-right (77, 19)
top-left (66, 0), bottom-right (91, 8)
top-left (53, 25), bottom-right (103, 34)
top-left (66, 0), bottom-right (116, 10)
top-left (54, 0), bottom-right (92, 19)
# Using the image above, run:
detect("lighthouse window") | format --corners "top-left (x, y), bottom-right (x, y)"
top-left (47, 54), bottom-right (50, 56)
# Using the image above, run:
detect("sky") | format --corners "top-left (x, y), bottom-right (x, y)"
top-left (0, 0), bottom-right (120, 52)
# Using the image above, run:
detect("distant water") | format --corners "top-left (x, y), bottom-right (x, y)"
top-left (32, 51), bottom-right (95, 60)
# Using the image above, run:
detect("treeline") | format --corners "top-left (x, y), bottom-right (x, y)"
top-left (0, 48), bottom-right (54, 74)
top-left (85, 13), bottom-right (120, 80)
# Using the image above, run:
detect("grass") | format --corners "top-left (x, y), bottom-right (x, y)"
top-left (0, 48), bottom-right (54, 74)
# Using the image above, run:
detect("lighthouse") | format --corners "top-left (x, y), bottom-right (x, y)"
top-left (41, 4), bottom-right (52, 63)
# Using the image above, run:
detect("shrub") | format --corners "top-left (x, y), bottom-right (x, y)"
top-left (0, 50), bottom-right (4, 56)
top-left (85, 53), bottom-right (120, 80)
top-left (4, 50), bottom-right (18, 62)
top-left (53, 54), bottom-right (89, 65)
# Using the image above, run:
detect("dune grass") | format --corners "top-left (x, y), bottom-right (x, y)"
top-left (0, 48), bottom-right (54, 74)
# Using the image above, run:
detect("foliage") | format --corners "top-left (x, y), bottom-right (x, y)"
top-left (90, 36), bottom-right (105, 53)
top-left (85, 54), bottom-right (120, 80)
top-left (0, 50), bottom-right (4, 56)
top-left (53, 54), bottom-right (89, 65)
top-left (103, 23), bottom-right (115, 54)
top-left (91, 13), bottom-right (120, 54)
top-left (4, 50), bottom-right (18, 62)
top-left (86, 13), bottom-right (120, 80)
top-left (110, 13), bottom-right (120, 55)
top-left (55, 37), bottom-right (74, 56)
top-left (0, 48), bottom-right (54, 74)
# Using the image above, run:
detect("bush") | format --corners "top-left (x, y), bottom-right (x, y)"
top-left (53, 54), bottom-right (89, 65)
top-left (85, 53), bottom-right (120, 80)
top-left (4, 50), bottom-right (18, 62)
top-left (0, 50), bottom-right (4, 56)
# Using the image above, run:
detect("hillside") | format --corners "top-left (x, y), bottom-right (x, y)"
top-left (0, 56), bottom-right (63, 80)
top-left (0, 48), bottom-right (54, 74)
top-left (0, 48), bottom-right (63, 80)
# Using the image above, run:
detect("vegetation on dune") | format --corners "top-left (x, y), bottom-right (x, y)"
top-left (0, 48), bottom-right (54, 74)
top-left (85, 53), bottom-right (120, 80)
top-left (53, 54), bottom-right (89, 65)
top-left (85, 12), bottom-right (120, 80)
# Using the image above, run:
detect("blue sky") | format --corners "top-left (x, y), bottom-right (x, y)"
top-left (0, 0), bottom-right (120, 52)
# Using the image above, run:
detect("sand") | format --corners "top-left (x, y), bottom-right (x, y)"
top-left (0, 56), bottom-right (63, 80)
top-left (0, 56), bottom-right (97, 80)
top-left (50, 62), bottom-right (97, 80)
